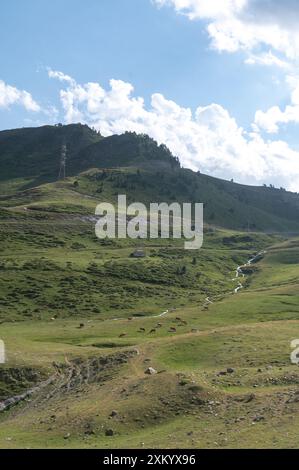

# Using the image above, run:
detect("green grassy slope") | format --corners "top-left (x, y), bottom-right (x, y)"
top-left (0, 238), bottom-right (298, 449)
top-left (0, 213), bottom-right (271, 323)
top-left (0, 168), bottom-right (280, 323)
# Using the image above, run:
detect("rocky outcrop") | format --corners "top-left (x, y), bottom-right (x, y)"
top-left (0, 350), bottom-right (138, 413)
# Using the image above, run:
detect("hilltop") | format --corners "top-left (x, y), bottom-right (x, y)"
top-left (0, 124), bottom-right (179, 193)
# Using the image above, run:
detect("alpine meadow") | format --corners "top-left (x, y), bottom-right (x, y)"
top-left (1, 0), bottom-right (299, 454)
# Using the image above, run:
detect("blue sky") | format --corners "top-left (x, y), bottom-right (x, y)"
top-left (1, 0), bottom-right (299, 189)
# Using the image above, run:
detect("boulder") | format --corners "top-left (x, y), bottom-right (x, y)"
top-left (145, 367), bottom-right (157, 375)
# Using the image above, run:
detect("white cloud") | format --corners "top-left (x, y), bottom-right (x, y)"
top-left (255, 75), bottom-right (299, 133)
top-left (47, 68), bottom-right (76, 85)
top-left (0, 80), bottom-right (41, 112)
top-left (245, 51), bottom-right (291, 69)
top-left (153, 1), bottom-right (299, 133)
top-left (49, 70), bottom-right (299, 191)
top-left (154, 0), bottom-right (299, 63)
top-left (154, 0), bottom-right (245, 21)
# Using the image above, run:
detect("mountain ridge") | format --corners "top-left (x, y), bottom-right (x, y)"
top-left (1, 123), bottom-right (299, 232)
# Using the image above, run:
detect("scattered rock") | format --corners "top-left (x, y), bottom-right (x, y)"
top-left (252, 415), bottom-right (265, 423)
top-left (145, 367), bottom-right (157, 375)
top-left (236, 393), bottom-right (255, 403)
top-left (110, 410), bottom-right (118, 417)
top-left (244, 394), bottom-right (255, 403)
top-left (179, 379), bottom-right (189, 386)
top-left (64, 433), bottom-right (71, 439)
top-left (286, 395), bottom-right (299, 404)
top-left (84, 427), bottom-right (95, 435)
top-left (105, 429), bottom-right (114, 437)
top-left (227, 368), bottom-right (235, 374)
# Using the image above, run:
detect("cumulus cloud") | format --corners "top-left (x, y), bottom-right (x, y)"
top-left (255, 75), bottom-right (299, 133)
top-left (0, 80), bottom-right (41, 112)
top-left (154, 0), bottom-right (299, 139)
top-left (154, 0), bottom-right (299, 63)
top-left (49, 70), bottom-right (299, 190)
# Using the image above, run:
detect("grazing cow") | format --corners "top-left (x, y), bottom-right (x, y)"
top-left (149, 329), bottom-right (156, 334)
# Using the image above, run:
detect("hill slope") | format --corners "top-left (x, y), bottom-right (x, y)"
top-left (1, 123), bottom-right (299, 232)
top-left (0, 124), bottom-right (102, 188)
top-left (0, 125), bottom-right (179, 193)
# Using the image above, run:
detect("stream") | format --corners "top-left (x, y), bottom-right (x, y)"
top-left (233, 251), bottom-right (266, 294)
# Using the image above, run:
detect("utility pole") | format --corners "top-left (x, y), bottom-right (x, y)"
top-left (58, 144), bottom-right (67, 179)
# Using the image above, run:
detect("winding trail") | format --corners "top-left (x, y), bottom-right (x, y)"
top-left (111, 309), bottom-right (170, 322)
